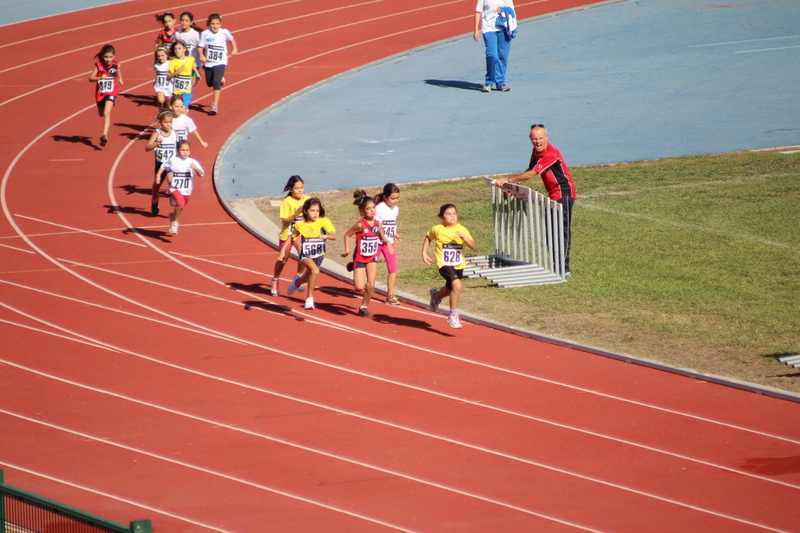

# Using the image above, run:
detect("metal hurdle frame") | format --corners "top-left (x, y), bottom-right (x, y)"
top-left (463, 178), bottom-right (566, 287)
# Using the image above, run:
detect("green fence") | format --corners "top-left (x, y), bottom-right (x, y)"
top-left (0, 471), bottom-right (150, 533)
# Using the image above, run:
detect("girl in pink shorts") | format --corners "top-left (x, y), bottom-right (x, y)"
top-left (374, 183), bottom-right (402, 305)
top-left (164, 140), bottom-right (204, 235)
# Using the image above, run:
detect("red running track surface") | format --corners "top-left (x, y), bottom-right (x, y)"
top-left (1, 1), bottom-right (799, 532)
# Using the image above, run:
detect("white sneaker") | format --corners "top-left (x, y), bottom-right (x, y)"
top-left (304, 297), bottom-right (314, 309)
top-left (446, 315), bottom-right (462, 329)
top-left (168, 213), bottom-right (178, 235)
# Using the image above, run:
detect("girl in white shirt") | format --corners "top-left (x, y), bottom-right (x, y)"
top-left (164, 140), bottom-right (204, 235)
top-left (198, 13), bottom-right (237, 115)
top-left (374, 183), bottom-right (402, 305)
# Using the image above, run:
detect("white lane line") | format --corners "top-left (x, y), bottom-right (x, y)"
top-left (0, 347), bottom-right (793, 532)
top-left (0, 242), bottom-right (34, 253)
top-left (6, 268), bottom-right (800, 504)
top-left (688, 35), bottom-right (800, 48)
top-left (15, 214), bottom-right (146, 248)
top-left (735, 45), bottom-right (800, 54)
top-left (0, 461), bottom-right (231, 533)
top-left (0, 359), bottom-right (609, 533)
top-left (0, 316), bottom-right (121, 353)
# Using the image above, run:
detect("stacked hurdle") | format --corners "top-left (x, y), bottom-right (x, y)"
top-left (463, 178), bottom-right (566, 287)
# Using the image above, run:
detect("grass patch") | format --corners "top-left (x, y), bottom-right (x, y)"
top-left (255, 151), bottom-right (800, 393)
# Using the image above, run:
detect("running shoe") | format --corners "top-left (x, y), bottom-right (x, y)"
top-left (151, 201), bottom-right (159, 216)
top-left (168, 214), bottom-right (179, 235)
top-left (481, 85), bottom-right (491, 93)
top-left (497, 85), bottom-right (511, 92)
top-left (304, 297), bottom-right (315, 309)
top-left (346, 262), bottom-right (354, 272)
top-left (358, 307), bottom-right (373, 318)
top-left (386, 294), bottom-right (400, 306)
top-left (429, 288), bottom-right (440, 312)
top-left (446, 315), bottom-right (462, 329)
top-left (99, 135), bottom-right (108, 147)
top-left (293, 274), bottom-right (306, 293)
top-left (270, 278), bottom-right (280, 297)
top-left (209, 105), bottom-right (218, 115)
top-left (286, 281), bottom-right (297, 295)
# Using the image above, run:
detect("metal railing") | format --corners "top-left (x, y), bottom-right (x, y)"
top-left (463, 178), bottom-right (566, 287)
top-left (0, 471), bottom-right (150, 533)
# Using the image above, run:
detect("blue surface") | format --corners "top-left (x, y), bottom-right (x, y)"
top-left (0, 0), bottom-right (129, 26)
top-left (217, 0), bottom-right (800, 199)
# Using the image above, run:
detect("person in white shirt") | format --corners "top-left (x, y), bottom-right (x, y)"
top-left (164, 140), bottom-right (204, 235)
top-left (473, 0), bottom-right (516, 92)
top-left (374, 183), bottom-right (402, 305)
top-left (198, 13), bottom-right (237, 115)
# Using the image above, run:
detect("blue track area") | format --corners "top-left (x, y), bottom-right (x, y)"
top-left (217, 0), bottom-right (800, 199)
top-left (0, 0), bottom-right (128, 25)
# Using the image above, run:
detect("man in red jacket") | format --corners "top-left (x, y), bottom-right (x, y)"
top-left (495, 125), bottom-right (576, 276)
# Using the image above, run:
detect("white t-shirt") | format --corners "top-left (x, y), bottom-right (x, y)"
top-left (172, 114), bottom-right (197, 143)
top-left (199, 28), bottom-right (234, 67)
top-left (153, 61), bottom-right (173, 95)
top-left (164, 156), bottom-right (203, 196)
top-left (476, 0), bottom-right (514, 33)
top-left (176, 28), bottom-right (201, 62)
top-left (375, 202), bottom-right (398, 244)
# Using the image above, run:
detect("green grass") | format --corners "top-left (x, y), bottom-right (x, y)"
top-left (257, 151), bottom-right (800, 393)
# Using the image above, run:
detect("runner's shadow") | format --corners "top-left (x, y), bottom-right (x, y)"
top-left (114, 122), bottom-right (152, 140)
top-left (242, 300), bottom-right (302, 321)
top-left (227, 282), bottom-right (271, 296)
top-left (737, 456), bottom-right (800, 476)
top-left (118, 184), bottom-right (154, 197)
top-left (52, 135), bottom-right (101, 150)
top-left (122, 226), bottom-right (171, 243)
top-left (119, 93), bottom-right (159, 108)
top-left (312, 302), bottom-right (350, 316)
top-left (104, 204), bottom-right (161, 217)
top-left (372, 313), bottom-right (453, 337)
top-left (424, 79), bottom-right (485, 91)
top-left (318, 286), bottom-right (360, 300)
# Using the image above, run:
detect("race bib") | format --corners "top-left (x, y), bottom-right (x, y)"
top-left (155, 147), bottom-right (174, 162)
top-left (359, 236), bottom-right (379, 257)
top-left (301, 237), bottom-right (325, 259)
top-left (442, 243), bottom-right (463, 266)
top-left (382, 221), bottom-right (396, 240)
top-left (171, 171), bottom-right (191, 192)
top-left (206, 45), bottom-right (226, 62)
top-left (98, 78), bottom-right (114, 94)
top-left (174, 76), bottom-right (191, 92)
top-left (155, 72), bottom-right (169, 88)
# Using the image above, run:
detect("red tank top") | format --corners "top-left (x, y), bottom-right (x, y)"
top-left (95, 61), bottom-right (119, 101)
top-left (354, 219), bottom-right (381, 263)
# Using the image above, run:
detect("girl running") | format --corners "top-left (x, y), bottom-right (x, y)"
top-left (271, 175), bottom-right (310, 297)
top-left (278, 198), bottom-right (336, 310)
top-left (88, 44), bottom-right (123, 147)
top-left (168, 40), bottom-right (198, 111)
top-left (170, 95), bottom-right (208, 147)
top-left (198, 13), bottom-right (237, 115)
top-left (154, 12), bottom-right (177, 50)
top-left (341, 190), bottom-right (392, 318)
top-left (374, 183), bottom-right (402, 305)
top-left (164, 140), bottom-right (204, 235)
top-left (144, 109), bottom-right (177, 217)
top-left (175, 12), bottom-right (203, 87)
top-left (153, 47), bottom-right (173, 110)
top-left (421, 204), bottom-right (476, 329)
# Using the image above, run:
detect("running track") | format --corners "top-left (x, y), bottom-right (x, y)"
top-left (1, 1), bottom-right (799, 532)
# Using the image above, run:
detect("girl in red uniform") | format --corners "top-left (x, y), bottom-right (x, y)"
top-left (154, 12), bottom-right (177, 50)
top-left (341, 190), bottom-right (392, 318)
top-left (88, 44), bottom-right (123, 147)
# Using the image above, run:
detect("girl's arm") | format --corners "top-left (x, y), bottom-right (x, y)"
top-left (229, 37), bottom-right (238, 56)
top-left (165, 171), bottom-right (173, 186)
top-left (192, 63), bottom-right (200, 77)
top-left (144, 130), bottom-right (160, 151)
top-left (191, 162), bottom-right (204, 177)
top-left (88, 65), bottom-right (103, 82)
top-left (473, 12), bottom-right (482, 41)
top-left (117, 64), bottom-right (123, 86)
top-left (280, 206), bottom-right (302, 226)
top-left (421, 235), bottom-right (433, 266)
top-left (198, 44), bottom-right (207, 64)
top-left (377, 223), bottom-right (394, 255)
top-left (457, 231), bottom-right (477, 250)
top-left (191, 129), bottom-right (208, 148)
top-left (154, 34), bottom-right (163, 50)
top-left (277, 236), bottom-right (294, 261)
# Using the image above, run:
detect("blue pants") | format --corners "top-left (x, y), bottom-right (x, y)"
top-left (483, 31), bottom-right (512, 87)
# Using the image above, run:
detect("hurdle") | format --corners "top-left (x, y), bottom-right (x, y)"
top-left (463, 178), bottom-right (566, 287)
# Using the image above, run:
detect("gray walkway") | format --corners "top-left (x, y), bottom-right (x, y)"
top-left (217, 0), bottom-right (800, 199)
top-left (0, 0), bottom-right (128, 25)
